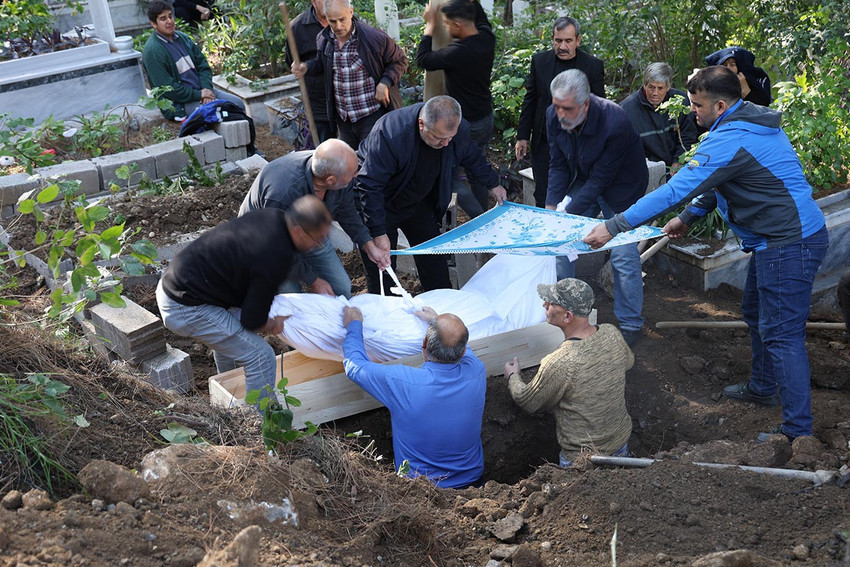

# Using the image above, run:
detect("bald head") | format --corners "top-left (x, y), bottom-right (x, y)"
top-left (284, 194), bottom-right (332, 251)
top-left (425, 313), bottom-right (469, 364)
top-left (312, 138), bottom-right (358, 189)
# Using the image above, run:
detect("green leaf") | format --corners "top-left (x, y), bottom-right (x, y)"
top-left (160, 422), bottom-right (198, 443)
top-left (74, 414), bottom-right (91, 428)
top-left (71, 268), bottom-right (85, 292)
top-left (44, 379), bottom-right (71, 397)
top-left (245, 389), bottom-right (261, 404)
top-left (18, 199), bottom-right (36, 214)
top-left (101, 224), bottom-right (124, 241)
top-left (35, 230), bottom-right (47, 245)
top-left (86, 206), bottom-right (110, 224)
top-left (115, 165), bottom-right (131, 180)
top-left (42, 397), bottom-right (68, 417)
top-left (0, 299), bottom-right (21, 307)
top-left (283, 395), bottom-right (302, 407)
top-left (99, 292), bottom-right (125, 308)
top-left (37, 184), bottom-right (60, 204)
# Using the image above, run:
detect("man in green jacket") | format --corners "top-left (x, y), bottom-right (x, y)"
top-left (142, 0), bottom-right (244, 120)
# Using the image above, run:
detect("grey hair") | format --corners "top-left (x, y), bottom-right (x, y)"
top-left (323, 0), bottom-right (351, 12)
top-left (643, 62), bottom-right (673, 87)
top-left (311, 139), bottom-right (355, 178)
top-left (420, 95), bottom-right (461, 130)
top-left (424, 319), bottom-right (468, 364)
top-left (552, 16), bottom-right (580, 36)
top-left (550, 69), bottom-right (590, 103)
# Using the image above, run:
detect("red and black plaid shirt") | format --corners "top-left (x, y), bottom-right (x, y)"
top-left (332, 27), bottom-right (381, 123)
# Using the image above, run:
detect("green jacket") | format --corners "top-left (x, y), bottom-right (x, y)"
top-left (142, 31), bottom-right (214, 120)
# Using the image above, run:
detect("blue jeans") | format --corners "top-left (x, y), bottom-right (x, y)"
top-left (556, 198), bottom-right (644, 332)
top-left (559, 443), bottom-right (629, 467)
top-left (279, 238), bottom-right (352, 298)
top-left (156, 279), bottom-right (276, 403)
top-left (741, 226), bottom-right (829, 438)
top-left (453, 113), bottom-right (494, 219)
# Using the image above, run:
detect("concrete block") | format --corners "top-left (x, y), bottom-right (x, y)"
top-left (140, 344), bottom-right (192, 393)
top-left (224, 146), bottom-right (248, 162)
top-left (212, 120), bottom-right (251, 148)
top-left (646, 159), bottom-right (666, 193)
top-left (33, 160), bottom-right (101, 197)
top-left (88, 296), bottom-right (166, 363)
top-left (92, 149), bottom-right (156, 192)
top-left (78, 318), bottom-right (121, 362)
top-left (191, 130), bottom-right (226, 164)
top-left (328, 221), bottom-right (354, 253)
top-left (142, 138), bottom-right (203, 179)
top-left (220, 161), bottom-right (242, 178)
top-left (0, 173), bottom-right (40, 211)
top-left (235, 154), bottom-right (267, 175)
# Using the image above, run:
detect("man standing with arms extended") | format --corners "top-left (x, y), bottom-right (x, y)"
top-left (547, 69), bottom-right (648, 346)
top-left (586, 66), bottom-right (829, 442)
top-left (515, 16), bottom-right (604, 208)
top-left (285, 0), bottom-right (332, 144)
top-left (239, 139), bottom-right (390, 298)
top-left (505, 278), bottom-right (633, 467)
top-left (292, 0), bottom-right (407, 150)
top-left (416, 0), bottom-right (495, 217)
top-left (343, 305), bottom-right (486, 488)
top-left (354, 96), bottom-right (507, 294)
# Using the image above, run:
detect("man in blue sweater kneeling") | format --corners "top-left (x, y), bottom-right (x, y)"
top-left (342, 306), bottom-right (485, 488)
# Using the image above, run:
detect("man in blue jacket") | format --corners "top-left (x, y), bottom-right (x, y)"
top-left (546, 69), bottom-right (649, 345)
top-left (354, 95), bottom-right (507, 294)
top-left (342, 305), bottom-right (485, 488)
top-left (292, 0), bottom-right (407, 150)
top-left (585, 66), bottom-right (828, 442)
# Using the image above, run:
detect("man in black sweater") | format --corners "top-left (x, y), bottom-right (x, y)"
top-left (515, 16), bottom-right (604, 208)
top-left (354, 96), bottom-right (506, 294)
top-left (416, 0), bottom-right (495, 217)
top-left (156, 195), bottom-right (332, 401)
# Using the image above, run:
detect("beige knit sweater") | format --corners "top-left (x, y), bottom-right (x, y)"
top-left (508, 323), bottom-right (633, 460)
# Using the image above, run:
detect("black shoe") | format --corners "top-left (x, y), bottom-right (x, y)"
top-left (722, 382), bottom-right (780, 407)
top-left (756, 424), bottom-right (791, 443)
top-left (620, 328), bottom-right (642, 347)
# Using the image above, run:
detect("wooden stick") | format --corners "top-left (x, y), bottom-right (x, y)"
top-left (639, 235), bottom-right (669, 263)
top-left (655, 320), bottom-right (845, 330)
top-left (279, 1), bottom-right (320, 147)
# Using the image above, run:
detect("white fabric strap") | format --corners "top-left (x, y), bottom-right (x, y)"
top-left (379, 265), bottom-right (414, 302)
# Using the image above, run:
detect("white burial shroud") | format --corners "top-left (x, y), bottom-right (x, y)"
top-left (268, 254), bottom-right (557, 362)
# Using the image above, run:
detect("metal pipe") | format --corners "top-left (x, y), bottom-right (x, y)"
top-left (589, 455), bottom-right (837, 484)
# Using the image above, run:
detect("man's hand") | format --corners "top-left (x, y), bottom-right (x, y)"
top-left (310, 277), bottom-right (335, 296)
top-left (373, 234), bottom-right (391, 254)
top-left (292, 62), bottom-right (307, 79)
top-left (515, 139), bottom-right (528, 161)
top-left (200, 88), bottom-right (215, 104)
top-left (489, 185), bottom-right (507, 204)
top-left (375, 82), bottom-right (390, 107)
top-left (670, 162), bottom-right (683, 175)
top-left (414, 306), bottom-right (438, 324)
top-left (342, 306), bottom-right (363, 327)
top-left (422, 2), bottom-right (437, 34)
top-left (362, 239), bottom-right (391, 269)
top-left (258, 315), bottom-right (288, 335)
top-left (584, 223), bottom-right (614, 249)
top-left (504, 356), bottom-right (520, 379)
top-left (196, 3), bottom-right (211, 19)
top-left (737, 72), bottom-right (751, 99)
top-left (662, 216), bottom-right (689, 239)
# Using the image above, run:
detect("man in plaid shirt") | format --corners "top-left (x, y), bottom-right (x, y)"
top-left (294, 0), bottom-right (407, 150)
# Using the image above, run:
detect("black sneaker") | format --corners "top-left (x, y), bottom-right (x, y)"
top-left (722, 382), bottom-right (780, 407)
top-left (620, 328), bottom-right (642, 347)
top-left (756, 424), bottom-right (791, 443)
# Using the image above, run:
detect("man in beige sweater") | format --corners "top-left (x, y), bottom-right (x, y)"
top-left (504, 278), bottom-right (633, 466)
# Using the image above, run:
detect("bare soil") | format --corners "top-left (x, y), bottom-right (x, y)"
top-left (1, 129), bottom-right (849, 566)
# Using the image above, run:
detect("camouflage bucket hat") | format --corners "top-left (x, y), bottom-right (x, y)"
top-left (537, 278), bottom-right (594, 317)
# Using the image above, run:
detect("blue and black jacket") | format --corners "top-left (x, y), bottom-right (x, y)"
top-left (606, 100), bottom-right (825, 251)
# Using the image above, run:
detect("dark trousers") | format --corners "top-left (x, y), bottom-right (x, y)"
top-left (839, 272), bottom-right (850, 334)
top-left (309, 119), bottom-right (333, 147)
top-left (361, 201), bottom-right (451, 295)
top-left (530, 137), bottom-right (549, 208)
top-left (337, 108), bottom-right (385, 151)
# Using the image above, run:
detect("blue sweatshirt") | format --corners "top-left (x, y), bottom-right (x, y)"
top-left (342, 321), bottom-right (485, 488)
top-left (606, 100), bottom-right (825, 251)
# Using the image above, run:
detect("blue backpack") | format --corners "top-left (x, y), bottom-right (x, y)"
top-left (179, 100), bottom-right (257, 155)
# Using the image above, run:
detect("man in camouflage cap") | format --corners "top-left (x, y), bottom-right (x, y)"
top-left (504, 278), bottom-right (634, 466)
